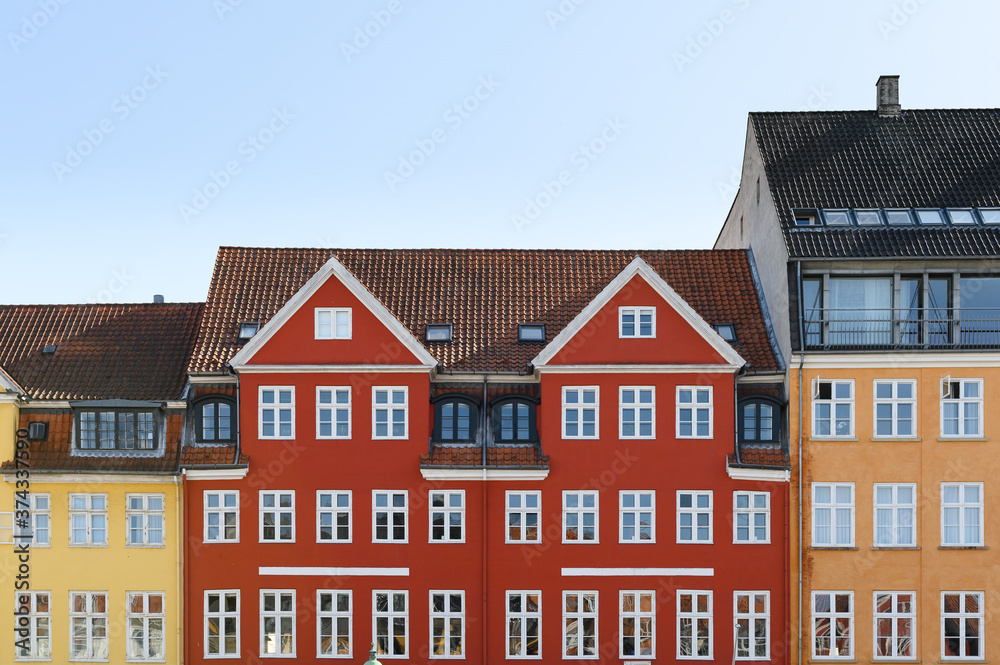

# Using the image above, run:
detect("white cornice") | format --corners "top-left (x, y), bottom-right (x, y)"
top-left (726, 465), bottom-right (790, 482)
top-left (183, 468), bottom-right (248, 480)
top-left (0, 473), bottom-right (178, 484)
top-left (420, 468), bottom-right (549, 481)
top-left (562, 567), bottom-right (714, 577)
top-left (737, 373), bottom-right (786, 384)
top-left (20, 400), bottom-right (186, 410)
top-left (235, 364), bottom-right (433, 374)
top-left (259, 566), bottom-right (409, 577)
top-left (792, 352), bottom-right (1000, 369)
top-left (188, 374), bottom-right (238, 384)
top-left (536, 364), bottom-right (739, 374)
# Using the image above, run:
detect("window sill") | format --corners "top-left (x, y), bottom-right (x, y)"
top-left (873, 660), bottom-right (921, 663)
top-left (939, 545), bottom-right (988, 550)
top-left (809, 660), bottom-right (859, 663)
top-left (871, 437), bottom-right (922, 442)
top-left (939, 661), bottom-right (988, 664)
top-left (811, 546), bottom-right (859, 551)
top-left (871, 546), bottom-right (921, 551)
top-left (809, 437), bottom-right (860, 442)
top-left (938, 437), bottom-right (988, 442)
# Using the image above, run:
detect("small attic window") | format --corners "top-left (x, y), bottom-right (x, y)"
top-left (792, 209), bottom-right (818, 226)
top-left (713, 324), bottom-right (737, 342)
top-left (823, 210), bottom-right (851, 226)
top-left (425, 324), bottom-right (453, 343)
top-left (518, 324), bottom-right (545, 343)
top-left (239, 322), bottom-right (260, 340)
top-left (41, 344), bottom-right (58, 355)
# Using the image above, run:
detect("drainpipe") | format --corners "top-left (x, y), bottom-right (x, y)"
top-left (481, 378), bottom-right (488, 664)
top-left (179, 469), bottom-right (187, 665)
top-left (796, 260), bottom-right (805, 665)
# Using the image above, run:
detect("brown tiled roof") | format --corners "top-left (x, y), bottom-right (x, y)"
top-left (729, 447), bottom-right (790, 470)
top-left (420, 445), bottom-right (549, 468)
top-left (0, 303), bottom-right (203, 400)
top-left (180, 444), bottom-right (243, 468)
top-left (189, 248), bottom-right (780, 374)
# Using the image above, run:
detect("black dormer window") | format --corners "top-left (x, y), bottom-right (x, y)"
top-left (492, 397), bottom-right (538, 443)
top-left (196, 396), bottom-right (236, 443)
top-left (433, 396), bottom-right (478, 443)
top-left (739, 398), bottom-right (779, 444)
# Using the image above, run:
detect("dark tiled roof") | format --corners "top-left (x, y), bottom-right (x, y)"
top-left (752, 110), bottom-right (1000, 258)
top-left (0, 303), bottom-right (203, 400)
top-left (189, 248), bottom-right (780, 374)
top-left (420, 445), bottom-right (549, 468)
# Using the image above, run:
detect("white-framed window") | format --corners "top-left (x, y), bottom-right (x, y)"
top-left (812, 591), bottom-right (853, 659)
top-left (619, 306), bottom-right (656, 337)
top-left (873, 591), bottom-right (915, 659)
top-left (373, 491), bottom-right (407, 543)
top-left (734, 491), bottom-right (770, 544)
top-left (126, 592), bottom-right (166, 662)
top-left (315, 307), bottom-right (351, 340)
top-left (941, 483), bottom-right (983, 546)
top-left (69, 494), bottom-right (107, 546)
top-left (677, 590), bottom-right (712, 659)
top-left (562, 591), bottom-right (598, 659)
top-left (506, 591), bottom-right (541, 659)
top-left (127, 494), bottom-right (165, 547)
top-left (874, 380), bottom-right (916, 437)
top-left (506, 491), bottom-right (541, 543)
top-left (204, 491), bottom-right (239, 543)
top-left (259, 491), bottom-right (295, 543)
top-left (812, 379), bottom-right (854, 437)
top-left (260, 590), bottom-right (295, 658)
top-left (620, 491), bottom-right (654, 543)
top-left (15, 591), bottom-right (50, 661)
top-left (562, 491), bottom-right (599, 543)
top-left (317, 491), bottom-right (351, 543)
top-left (317, 590), bottom-right (352, 658)
top-left (317, 387), bottom-right (351, 439)
top-left (677, 387), bottom-right (713, 438)
top-left (874, 484), bottom-right (916, 547)
top-left (430, 490), bottom-right (464, 543)
top-left (942, 378), bottom-right (983, 437)
top-left (677, 491), bottom-right (712, 543)
top-left (69, 591), bottom-right (108, 661)
top-left (16, 493), bottom-right (50, 547)
top-left (429, 590), bottom-right (464, 658)
top-left (373, 590), bottom-right (408, 658)
top-left (812, 483), bottom-right (854, 547)
top-left (259, 387), bottom-right (295, 439)
top-left (620, 386), bottom-right (654, 438)
top-left (620, 590), bottom-right (655, 659)
top-left (942, 591), bottom-right (984, 659)
top-left (372, 387), bottom-right (408, 439)
top-left (562, 387), bottom-right (599, 439)
top-left (205, 590), bottom-right (240, 658)
top-left (735, 591), bottom-right (769, 660)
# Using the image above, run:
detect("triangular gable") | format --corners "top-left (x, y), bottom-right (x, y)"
top-left (0, 365), bottom-right (22, 395)
top-left (229, 255), bottom-right (437, 368)
top-left (532, 256), bottom-right (745, 368)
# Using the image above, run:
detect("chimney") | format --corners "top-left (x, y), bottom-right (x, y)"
top-left (876, 75), bottom-right (901, 116)
top-left (153, 294), bottom-right (164, 303)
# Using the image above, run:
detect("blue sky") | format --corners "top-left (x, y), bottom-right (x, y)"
top-left (2, 0), bottom-right (999, 304)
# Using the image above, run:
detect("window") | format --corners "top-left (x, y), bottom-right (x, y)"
top-left (196, 397), bottom-right (235, 443)
top-left (77, 408), bottom-right (157, 450)
top-left (620, 591), bottom-right (655, 658)
top-left (507, 591), bottom-right (541, 658)
top-left (430, 490), bottom-right (464, 543)
top-left (493, 398), bottom-right (537, 442)
top-left (812, 592), bottom-right (853, 659)
top-left (980, 208), bottom-right (1000, 224)
top-left (735, 592), bottom-right (769, 660)
top-left (619, 387), bottom-right (654, 438)
top-left (677, 491), bottom-right (712, 543)
top-left (942, 591), bottom-right (984, 659)
top-left (317, 491), bottom-right (351, 543)
top-left (620, 306), bottom-right (655, 337)
top-left (425, 324), bottom-right (453, 343)
top-left (563, 491), bottom-right (599, 543)
top-left (127, 592), bottom-right (165, 662)
top-left (734, 491), bottom-right (769, 544)
top-left (812, 483), bottom-right (854, 547)
top-left (317, 590), bottom-right (351, 658)
top-left (739, 399), bottom-right (777, 443)
top-left (204, 491), bottom-right (239, 543)
top-left (16, 493), bottom-right (50, 547)
top-left (874, 484), bottom-right (916, 547)
top-left (713, 323), bottom-right (737, 341)
top-left (260, 590), bottom-right (295, 657)
top-left (562, 387), bottom-right (598, 438)
top-left (517, 324), bottom-right (546, 342)
top-left (620, 491), bottom-right (654, 543)
top-left (317, 388), bottom-right (351, 439)
top-left (69, 591), bottom-right (108, 660)
top-left (259, 387), bottom-right (294, 439)
top-left (127, 494), bottom-right (165, 547)
top-left (315, 307), bottom-right (351, 340)
top-left (941, 379), bottom-right (982, 437)
top-left (812, 380), bottom-right (854, 437)
top-left (506, 491), bottom-right (540, 543)
top-left (433, 397), bottom-right (477, 443)
top-left (948, 208), bottom-right (977, 225)
top-left (941, 483), bottom-right (983, 546)
top-left (430, 591), bottom-right (464, 658)
top-left (15, 591), bottom-right (50, 661)
top-left (205, 590), bottom-right (240, 658)
top-left (885, 209), bottom-right (913, 225)
top-left (69, 494), bottom-right (107, 546)
top-left (373, 388), bottom-right (408, 439)
top-left (794, 213), bottom-right (818, 226)
top-left (238, 321), bottom-right (259, 339)
top-left (916, 209), bottom-right (945, 225)
top-left (563, 591), bottom-right (597, 658)
top-left (855, 209), bottom-right (883, 225)
top-left (677, 591), bottom-right (712, 659)
top-left (373, 491), bottom-right (407, 543)
top-left (824, 209), bottom-right (851, 226)
top-left (260, 491), bottom-right (295, 542)
top-left (677, 387), bottom-right (713, 438)
top-left (874, 592), bottom-right (915, 659)
top-left (373, 590), bottom-right (407, 658)
top-left (874, 380), bottom-right (916, 437)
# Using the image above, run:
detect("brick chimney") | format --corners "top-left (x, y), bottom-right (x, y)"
top-left (876, 75), bottom-right (901, 116)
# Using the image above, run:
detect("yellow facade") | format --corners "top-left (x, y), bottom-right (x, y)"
top-left (790, 358), bottom-right (1000, 664)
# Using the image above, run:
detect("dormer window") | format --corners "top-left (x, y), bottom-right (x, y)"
top-left (196, 396), bottom-right (236, 443)
top-left (315, 308), bottom-right (351, 340)
top-left (739, 398), bottom-right (779, 443)
top-left (76, 407), bottom-right (158, 451)
top-left (518, 324), bottom-right (545, 343)
top-left (433, 396), bottom-right (478, 443)
top-left (238, 322), bottom-right (260, 340)
top-left (426, 324), bottom-right (453, 343)
top-left (492, 397), bottom-right (538, 443)
top-left (713, 324), bottom-right (737, 342)
top-left (619, 307), bottom-right (655, 338)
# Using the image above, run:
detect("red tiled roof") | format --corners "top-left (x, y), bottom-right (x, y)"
top-left (729, 447), bottom-right (790, 470)
top-left (0, 303), bottom-right (203, 400)
top-left (180, 444), bottom-right (243, 467)
top-left (189, 248), bottom-right (780, 374)
top-left (420, 445), bottom-right (549, 468)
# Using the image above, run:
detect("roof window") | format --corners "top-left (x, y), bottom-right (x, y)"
top-left (238, 322), bottom-right (260, 340)
top-left (884, 209), bottom-right (913, 225)
top-left (915, 209), bottom-right (945, 225)
top-left (823, 210), bottom-right (851, 226)
top-left (854, 209), bottom-right (883, 226)
top-left (979, 208), bottom-right (1000, 224)
top-left (518, 324), bottom-right (545, 343)
top-left (947, 209), bottom-right (977, 225)
top-left (713, 324), bottom-right (737, 342)
top-left (425, 324), bottom-right (453, 343)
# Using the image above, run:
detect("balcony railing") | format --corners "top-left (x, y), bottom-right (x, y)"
top-left (802, 308), bottom-right (1000, 350)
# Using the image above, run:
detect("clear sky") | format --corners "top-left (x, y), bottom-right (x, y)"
top-left (2, 0), bottom-right (999, 304)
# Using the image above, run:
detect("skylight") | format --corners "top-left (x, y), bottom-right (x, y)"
top-left (855, 209), bottom-right (883, 226)
top-left (239, 322), bottom-right (260, 340)
top-left (947, 209), bottom-right (976, 225)
top-left (884, 209), bottom-right (913, 225)
top-left (713, 324), bottom-right (737, 342)
top-left (41, 344), bottom-right (57, 355)
top-left (425, 324), bottom-right (453, 343)
top-left (823, 210), bottom-right (851, 226)
top-left (980, 208), bottom-right (1000, 224)
top-left (518, 324), bottom-right (545, 342)
top-left (916, 209), bottom-right (944, 225)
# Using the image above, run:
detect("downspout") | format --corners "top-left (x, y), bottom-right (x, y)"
top-left (796, 260), bottom-right (805, 665)
top-left (481, 377), bottom-right (488, 665)
top-left (178, 470), bottom-right (186, 665)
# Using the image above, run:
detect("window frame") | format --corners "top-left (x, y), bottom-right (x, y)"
top-left (68, 591), bottom-right (108, 661)
top-left (619, 590), bottom-right (655, 659)
top-left (941, 591), bottom-right (985, 660)
top-left (619, 306), bottom-right (656, 338)
top-left (734, 591), bottom-right (770, 661)
top-left (204, 490), bottom-right (240, 544)
top-left (562, 590), bottom-right (598, 659)
top-left (873, 380), bottom-right (917, 438)
top-left (126, 493), bottom-right (165, 548)
top-left (873, 591), bottom-right (916, 660)
top-left (431, 395), bottom-right (479, 444)
top-left (812, 380), bottom-right (855, 438)
top-left (204, 589), bottom-right (241, 659)
top-left (562, 387), bottom-right (599, 439)
top-left (738, 398), bottom-right (779, 444)
top-left (316, 490), bottom-right (352, 544)
top-left (619, 386), bottom-right (655, 439)
top-left (16, 493), bottom-right (50, 548)
top-left (429, 590), bottom-right (465, 659)
top-left (676, 490), bottom-right (713, 544)
top-left (492, 396), bottom-right (539, 443)
top-left (372, 387), bottom-right (409, 440)
top-left (317, 589), bottom-right (352, 659)
top-left (259, 386), bottom-right (295, 440)
top-left (195, 395), bottom-right (236, 444)
top-left (941, 482), bottom-right (984, 547)
top-left (259, 589), bottom-right (296, 658)
top-left (677, 590), bottom-right (713, 660)
top-left (372, 490), bottom-right (408, 544)
top-left (940, 378), bottom-right (984, 438)
top-left (811, 591), bottom-right (854, 660)
top-left (314, 307), bottom-right (351, 340)
top-left (259, 490), bottom-right (296, 543)
top-left (506, 491), bottom-right (541, 544)
top-left (619, 490), bottom-right (655, 544)
top-left (562, 490), bottom-right (599, 544)
top-left (733, 491), bottom-right (770, 544)
top-left (506, 590), bottom-right (542, 659)
top-left (15, 591), bottom-right (51, 661)
top-left (873, 484), bottom-right (916, 548)
top-left (372, 590), bottom-right (408, 659)
top-left (812, 483), bottom-right (855, 548)
top-left (429, 490), bottom-right (465, 544)
top-left (68, 493), bottom-right (108, 547)
top-left (316, 387), bottom-right (351, 440)
top-left (676, 387), bottom-right (714, 439)
top-left (76, 407), bottom-right (159, 451)
top-left (126, 591), bottom-right (166, 663)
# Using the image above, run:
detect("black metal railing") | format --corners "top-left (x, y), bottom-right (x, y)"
top-left (802, 308), bottom-right (1000, 350)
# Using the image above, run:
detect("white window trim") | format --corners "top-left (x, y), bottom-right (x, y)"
top-left (204, 490), bottom-right (240, 544)
top-left (125, 591), bottom-right (166, 663)
top-left (68, 590), bottom-right (108, 662)
top-left (20, 493), bottom-right (51, 548)
top-left (317, 490), bottom-right (352, 544)
top-left (429, 490), bottom-right (465, 544)
top-left (315, 307), bottom-right (352, 340)
top-left (372, 387), bottom-right (409, 440)
top-left (734, 590), bottom-right (770, 661)
top-left (125, 493), bottom-right (165, 548)
top-left (872, 379), bottom-right (917, 438)
top-left (940, 590), bottom-right (985, 661)
top-left (15, 590), bottom-right (51, 662)
top-left (316, 387), bottom-right (352, 439)
top-left (562, 386), bottom-right (600, 439)
top-left (316, 589), bottom-right (352, 659)
top-left (372, 590), bottom-right (408, 659)
top-left (811, 590), bottom-right (854, 660)
top-left (811, 379), bottom-right (855, 439)
top-left (562, 490), bottom-right (600, 544)
top-left (872, 591), bottom-right (916, 660)
top-left (619, 386), bottom-right (655, 439)
top-left (733, 491), bottom-right (771, 544)
top-left (940, 378), bottom-right (984, 439)
top-left (811, 483), bottom-right (856, 548)
top-left (372, 490), bottom-right (408, 544)
top-left (619, 306), bottom-right (656, 338)
top-left (68, 493), bottom-right (108, 548)
top-left (677, 590), bottom-right (713, 660)
top-left (562, 590), bottom-right (598, 659)
top-left (204, 589), bottom-right (241, 659)
top-left (873, 484), bottom-right (917, 548)
top-left (505, 491), bottom-right (542, 544)
top-left (259, 386), bottom-right (295, 440)
top-left (941, 482), bottom-right (984, 547)
top-left (259, 589), bottom-right (296, 658)
top-left (428, 590), bottom-right (465, 659)
top-left (676, 386), bottom-right (714, 439)
top-left (259, 490), bottom-right (296, 543)
top-left (619, 490), bottom-right (655, 544)
top-left (619, 590), bottom-right (656, 659)
top-left (506, 590), bottom-right (542, 660)
top-left (676, 490), bottom-right (713, 544)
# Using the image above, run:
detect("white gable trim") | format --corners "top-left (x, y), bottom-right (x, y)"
top-left (0, 366), bottom-right (23, 395)
top-left (530, 256), bottom-right (745, 368)
top-left (228, 255), bottom-right (438, 368)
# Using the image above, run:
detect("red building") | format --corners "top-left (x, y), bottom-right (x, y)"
top-left (181, 248), bottom-right (789, 664)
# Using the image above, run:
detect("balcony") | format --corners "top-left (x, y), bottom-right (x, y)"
top-left (802, 308), bottom-right (1000, 350)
